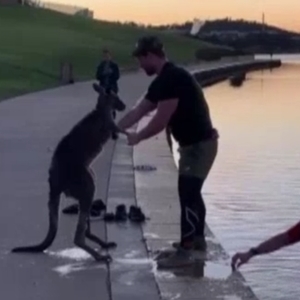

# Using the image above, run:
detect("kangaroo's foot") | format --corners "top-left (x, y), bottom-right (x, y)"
top-left (86, 219), bottom-right (117, 249)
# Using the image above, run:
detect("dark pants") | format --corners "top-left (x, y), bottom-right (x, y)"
top-left (178, 176), bottom-right (205, 244)
top-left (178, 139), bottom-right (218, 246)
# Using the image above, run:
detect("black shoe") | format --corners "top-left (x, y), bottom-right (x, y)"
top-left (89, 199), bottom-right (106, 219)
top-left (62, 203), bottom-right (79, 215)
top-left (128, 205), bottom-right (146, 223)
top-left (63, 199), bottom-right (106, 216)
top-left (91, 199), bottom-right (106, 211)
top-left (104, 212), bottom-right (115, 222)
top-left (90, 208), bottom-right (102, 218)
top-left (115, 204), bottom-right (127, 221)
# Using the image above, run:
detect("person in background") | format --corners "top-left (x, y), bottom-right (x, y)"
top-left (231, 220), bottom-right (300, 270)
top-left (96, 48), bottom-right (120, 119)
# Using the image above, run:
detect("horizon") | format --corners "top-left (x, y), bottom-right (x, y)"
top-left (42, 0), bottom-right (300, 32)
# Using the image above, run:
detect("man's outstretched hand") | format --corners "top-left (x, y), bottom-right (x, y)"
top-left (231, 251), bottom-right (253, 271)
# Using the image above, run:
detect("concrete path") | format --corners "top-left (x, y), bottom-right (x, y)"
top-left (0, 60), bottom-right (259, 300)
top-left (0, 82), bottom-right (114, 300)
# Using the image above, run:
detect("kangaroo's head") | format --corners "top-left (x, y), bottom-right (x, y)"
top-left (93, 83), bottom-right (126, 112)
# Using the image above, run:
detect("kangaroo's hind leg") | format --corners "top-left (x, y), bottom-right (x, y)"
top-left (85, 167), bottom-right (117, 249)
top-left (86, 218), bottom-right (117, 249)
top-left (69, 169), bottom-right (111, 262)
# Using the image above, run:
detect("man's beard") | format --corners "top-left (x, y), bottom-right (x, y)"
top-left (144, 67), bottom-right (156, 76)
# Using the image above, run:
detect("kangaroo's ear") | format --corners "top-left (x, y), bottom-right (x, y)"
top-left (93, 83), bottom-right (105, 95)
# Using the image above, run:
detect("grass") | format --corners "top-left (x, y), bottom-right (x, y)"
top-left (0, 6), bottom-right (230, 99)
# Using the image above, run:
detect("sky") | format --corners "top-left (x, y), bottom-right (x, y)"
top-left (59, 0), bottom-right (300, 32)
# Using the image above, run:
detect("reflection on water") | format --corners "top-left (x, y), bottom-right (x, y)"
top-left (202, 62), bottom-right (300, 300)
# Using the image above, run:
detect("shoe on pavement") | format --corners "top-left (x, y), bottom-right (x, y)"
top-left (172, 236), bottom-right (207, 251)
top-left (62, 198), bottom-right (106, 216)
top-left (128, 205), bottom-right (146, 222)
top-left (62, 203), bottom-right (79, 215)
top-left (115, 204), bottom-right (127, 221)
top-left (157, 247), bottom-right (194, 269)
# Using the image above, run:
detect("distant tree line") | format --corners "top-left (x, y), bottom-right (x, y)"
top-left (150, 19), bottom-right (300, 54)
top-left (150, 18), bottom-right (299, 35)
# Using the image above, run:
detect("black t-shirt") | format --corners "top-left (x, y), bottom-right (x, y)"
top-left (146, 62), bottom-right (216, 147)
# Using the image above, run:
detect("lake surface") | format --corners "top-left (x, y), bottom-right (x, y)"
top-left (205, 56), bottom-right (300, 300)
top-left (174, 54), bottom-right (300, 300)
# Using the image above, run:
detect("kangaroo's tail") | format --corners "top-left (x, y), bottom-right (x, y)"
top-left (12, 184), bottom-right (61, 253)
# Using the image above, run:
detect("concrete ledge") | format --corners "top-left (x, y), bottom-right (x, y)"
top-left (193, 59), bottom-right (281, 88)
top-left (106, 135), bottom-right (161, 300)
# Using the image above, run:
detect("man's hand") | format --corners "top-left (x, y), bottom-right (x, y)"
top-left (117, 98), bottom-right (156, 131)
top-left (126, 131), bottom-right (141, 146)
top-left (231, 251), bottom-right (253, 271)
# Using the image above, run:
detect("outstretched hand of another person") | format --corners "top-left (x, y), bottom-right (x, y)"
top-left (231, 250), bottom-right (253, 271)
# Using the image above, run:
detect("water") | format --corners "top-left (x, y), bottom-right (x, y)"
top-left (202, 56), bottom-right (300, 300)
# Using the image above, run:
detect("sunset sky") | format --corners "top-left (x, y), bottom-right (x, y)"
top-left (59, 0), bottom-right (300, 32)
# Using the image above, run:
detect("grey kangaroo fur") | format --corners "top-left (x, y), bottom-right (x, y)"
top-left (11, 83), bottom-right (127, 262)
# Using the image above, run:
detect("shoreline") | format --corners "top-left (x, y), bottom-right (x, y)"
top-left (0, 56), bottom-right (280, 103)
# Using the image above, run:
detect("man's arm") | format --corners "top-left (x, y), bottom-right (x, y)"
top-left (117, 97), bottom-right (156, 130)
top-left (125, 68), bottom-right (180, 143)
top-left (231, 221), bottom-right (300, 270)
top-left (248, 232), bottom-right (290, 256)
top-left (136, 98), bottom-right (178, 142)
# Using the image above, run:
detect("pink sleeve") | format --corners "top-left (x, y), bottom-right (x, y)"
top-left (287, 221), bottom-right (300, 244)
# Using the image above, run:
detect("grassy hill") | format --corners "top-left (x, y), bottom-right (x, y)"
top-left (0, 7), bottom-right (228, 100)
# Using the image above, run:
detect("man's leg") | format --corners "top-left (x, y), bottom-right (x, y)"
top-left (181, 139), bottom-right (217, 242)
top-left (179, 175), bottom-right (205, 249)
top-left (157, 176), bottom-right (203, 268)
top-left (194, 192), bottom-right (207, 249)
top-left (157, 139), bottom-right (217, 268)
top-left (172, 139), bottom-right (218, 248)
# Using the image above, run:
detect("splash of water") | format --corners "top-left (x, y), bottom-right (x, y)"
top-left (46, 247), bottom-right (91, 261)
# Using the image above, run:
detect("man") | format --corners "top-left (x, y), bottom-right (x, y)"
top-left (231, 220), bottom-right (300, 270)
top-left (117, 35), bottom-right (219, 268)
top-left (96, 49), bottom-right (120, 118)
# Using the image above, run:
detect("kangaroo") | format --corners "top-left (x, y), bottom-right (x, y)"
top-left (11, 83), bottom-right (127, 262)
